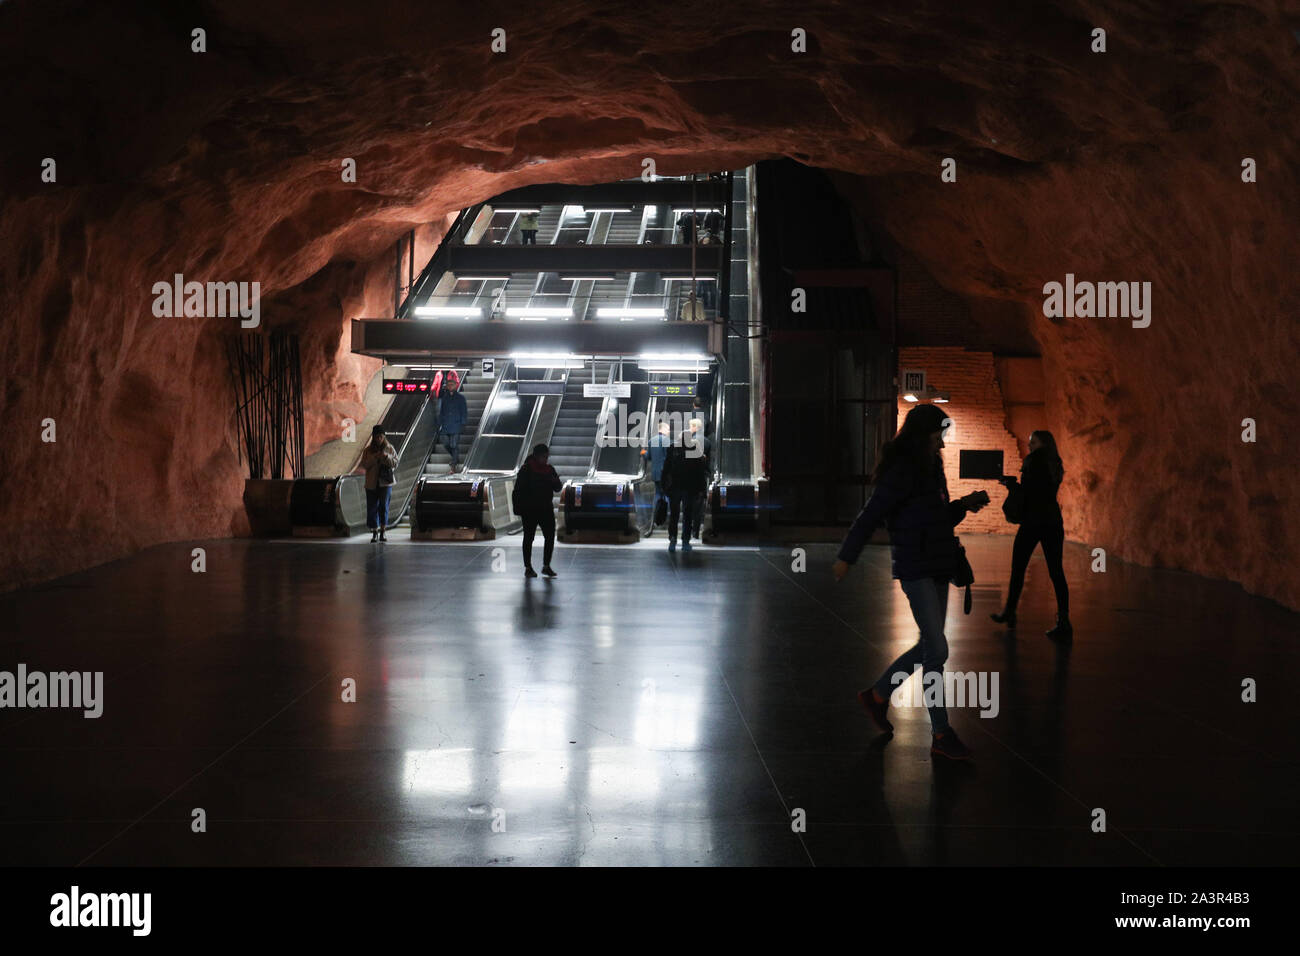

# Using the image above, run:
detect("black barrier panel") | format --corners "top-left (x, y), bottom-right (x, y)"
top-left (290, 479), bottom-right (340, 527)
top-left (414, 480), bottom-right (485, 529)
top-left (710, 482), bottom-right (759, 531)
top-left (564, 482), bottom-right (635, 531)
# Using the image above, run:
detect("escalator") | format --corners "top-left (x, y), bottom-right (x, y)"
top-left (549, 362), bottom-right (613, 480)
top-left (410, 363), bottom-right (566, 538)
top-left (288, 385), bottom-right (439, 536)
top-left (424, 363), bottom-right (495, 475)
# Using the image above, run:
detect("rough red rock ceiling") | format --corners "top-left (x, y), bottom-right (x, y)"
top-left (2, 1), bottom-right (1297, 607)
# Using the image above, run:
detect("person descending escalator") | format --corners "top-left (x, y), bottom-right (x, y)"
top-left (675, 211), bottom-right (698, 245)
top-left (436, 373), bottom-right (468, 472)
top-left (679, 291), bottom-right (705, 322)
top-left (643, 421), bottom-right (672, 538)
top-left (662, 426), bottom-right (709, 555)
top-left (519, 211), bottom-right (539, 245)
top-left (361, 425), bottom-right (398, 542)
top-left (513, 444), bottom-right (562, 578)
top-left (701, 209), bottom-right (723, 242)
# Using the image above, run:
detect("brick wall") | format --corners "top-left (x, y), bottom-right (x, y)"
top-left (897, 347), bottom-right (1021, 534)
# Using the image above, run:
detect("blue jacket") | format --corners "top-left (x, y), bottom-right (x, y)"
top-left (837, 457), bottom-right (975, 580)
top-left (439, 390), bottom-right (468, 434)
top-left (648, 433), bottom-right (670, 481)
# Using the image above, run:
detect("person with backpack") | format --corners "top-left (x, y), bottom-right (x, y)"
top-left (991, 430), bottom-right (1072, 639)
top-left (360, 425), bottom-right (398, 542)
top-left (662, 426), bottom-right (709, 554)
top-left (513, 443), bottom-right (561, 577)
top-left (831, 404), bottom-right (990, 761)
top-left (437, 373), bottom-right (468, 472)
top-left (643, 421), bottom-right (672, 537)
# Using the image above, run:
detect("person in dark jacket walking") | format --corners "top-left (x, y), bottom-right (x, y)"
top-left (437, 374), bottom-right (468, 472)
top-left (514, 443), bottom-right (562, 577)
top-left (832, 403), bottom-right (989, 760)
top-left (662, 427), bottom-right (710, 553)
top-left (991, 431), bottom-right (1071, 639)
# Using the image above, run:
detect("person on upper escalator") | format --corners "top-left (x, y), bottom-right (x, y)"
top-left (519, 211), bottom-right (539, 245)
top-left (436, 373), bottom-right (468, 472)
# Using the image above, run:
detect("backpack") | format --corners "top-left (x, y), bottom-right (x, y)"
top-left (511, 468), bottom-right (526, 515)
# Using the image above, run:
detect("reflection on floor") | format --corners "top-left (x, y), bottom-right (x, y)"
top-left (1, 535), bottom-right (1296, 866)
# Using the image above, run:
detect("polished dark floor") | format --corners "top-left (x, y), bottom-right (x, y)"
top-left (1, 533), bottom-right (1296, 866)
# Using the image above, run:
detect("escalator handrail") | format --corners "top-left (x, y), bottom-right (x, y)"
top-left (460, 359), bottom-right (516, 473)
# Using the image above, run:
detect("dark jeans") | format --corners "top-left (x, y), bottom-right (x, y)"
top-left (522, 512), bottom-right (556, 569)
top-left (521, 230), bottom-right (537, 245)
top-left (440, 430), bottom-right (462, 468)
top-left (653, 480), bottom-right (667, 517)
top-left (874, 576), bottom-right (951, 733)
top-left (690, 491), bottom-right (706, 538)
top-left (668, 492), bottom-right (698, 544)
top-left (1004, 521), bottom-right (1069, 615)
top-left (366, 486), bottom-right (392, 530)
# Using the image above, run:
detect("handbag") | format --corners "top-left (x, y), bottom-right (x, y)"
top-left (951, 538), bottom-right (975, 614)
top-left (1001, 481), bottom-right (1023, 524)
top-left (379, 462), bottom-right (395, 485)
top-left (653, 498), bottom-right (668, 526)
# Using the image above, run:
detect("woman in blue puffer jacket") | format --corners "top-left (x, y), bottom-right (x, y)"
top-left (832, 403), bottom-right (989, 760)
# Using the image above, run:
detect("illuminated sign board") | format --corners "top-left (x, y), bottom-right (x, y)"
top-left (383, 379), bottom-right (434, 394)
top-left (648, 383), bottom-right (697, 397)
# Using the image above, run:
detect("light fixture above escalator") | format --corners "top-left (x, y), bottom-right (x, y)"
top-left (415, 306), bottom-right (483, 319)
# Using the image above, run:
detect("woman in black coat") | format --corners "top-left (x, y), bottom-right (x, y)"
top-left (991, 430), bottom-right (1071, 639)
top-left (832, 403), bottom-right (990, 761)
top-left (514, 443), bottom-right (562, 578)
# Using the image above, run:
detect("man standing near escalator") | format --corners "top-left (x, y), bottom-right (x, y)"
top-left (437, 372), bottom-right (468, 473)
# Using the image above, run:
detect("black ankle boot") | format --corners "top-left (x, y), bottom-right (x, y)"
top-left (990, 610), bottom-right (1017, 627)
top-left (1046, 614), bottom-right (1073, 640)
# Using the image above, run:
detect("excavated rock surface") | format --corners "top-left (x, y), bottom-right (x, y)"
top-left (1, 1), bottom-right (1297, 606)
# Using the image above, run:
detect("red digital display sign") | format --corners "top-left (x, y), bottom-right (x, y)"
top-left (383, 379), bottom-right (433, 394)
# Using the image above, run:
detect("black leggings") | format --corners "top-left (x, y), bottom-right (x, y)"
top-left (522, 514), bottom-right (555, 569)
top-left (1005, 522), bottom-right (1069, 615)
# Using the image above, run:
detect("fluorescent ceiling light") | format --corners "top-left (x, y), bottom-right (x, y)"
top-left (662, 275), bottom-right (718, 282)
top-left (415, 306), bottom-right (483, 318)
top-left (672, 207), bottom-right (722, 213)
top-left (902, 393), bottom-right (919, 403)
top-left (506, 307), bottom-right (573, 319)
top-left (582, 207), bottom-right (633, 214)
top-left (493, 208), bottom-right (540, 213)
top-left (596, 308), bottom-right (665, 319)
top-left (637, 352), bottom-right (710, 371)
top-left (511, 352), bottom-right (588, 369)
top-left (455, 275), bottom-right (511, 282)
top-left (560, 275), bottom-right (617, 282)
top-left (639, 352), bottom-right (709, 362)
